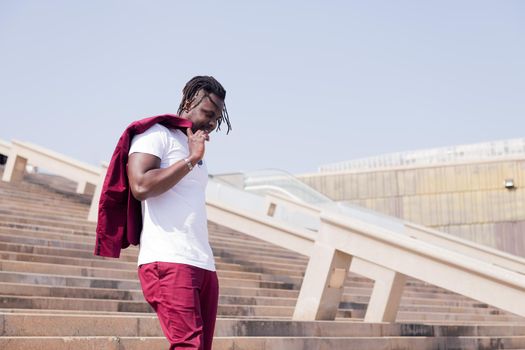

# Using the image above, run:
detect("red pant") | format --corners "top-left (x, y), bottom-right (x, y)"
top-left (138, 262), bottom-right (219, 350)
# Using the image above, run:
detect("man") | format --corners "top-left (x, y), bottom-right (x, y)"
top-left (127, 76), bottom-right (231, 350)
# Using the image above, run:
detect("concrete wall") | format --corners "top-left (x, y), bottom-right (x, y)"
top-left (298, 159), bottom-right (525, 256)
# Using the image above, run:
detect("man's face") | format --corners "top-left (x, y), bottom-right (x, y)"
top-left (181, 89), bottom-right (224, 134)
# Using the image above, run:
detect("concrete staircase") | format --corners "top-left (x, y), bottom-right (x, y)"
top-left (1, 166), bottom-right (525, 349)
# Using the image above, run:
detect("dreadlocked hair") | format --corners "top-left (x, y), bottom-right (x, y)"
top-left (177, 75), bottom-right (232, 134)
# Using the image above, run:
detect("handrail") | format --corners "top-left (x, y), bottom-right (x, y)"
top-left (323, 211), bottom-right (525, 287)
top-left (316, 210), bottom-right (525, 318)
top-left (238, 170), bottom-right (525, 320)
top-left (15, 140), bottom-right (100, 175)
top-left (405, 222), bottom-right (525, 274)
top-left (265, 192), bottom-right (321, 216)
top-left (2, 140), bottom-right (102, 185)
top-left (206, 197), bottom-right (316, 256)
top-left (204, 189), bottom-right (525, 320)
top-left (2, 139), bottom-right (105, 220)
top-left (265, 193), bottom-right (525, 274)
top-left (241, 168), bottom-right (525, 274)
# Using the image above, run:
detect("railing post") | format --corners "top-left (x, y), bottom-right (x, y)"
top-left (293, 241), bottom-right (352, 320)
top-left (350, 257), bottom-right (406, 322)
top-left (76, 181), bottom-right (88, 194)
top-left (2, 150), bottom-right (27, 183)
top-left (76, 181), bottom-right (96, 195)
top-left (88, 163), bottom-right (107, 222)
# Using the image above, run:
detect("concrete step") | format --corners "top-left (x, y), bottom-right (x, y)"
top-left (0, 204), bottom-right (87, 218)
top-left (0, 294), bottom-right (509, 323)
top-left (0, 249), bottom-right (266, 274)
top-left (214, 255), bottom-right (306, 272)
top-left (0, 191), bottom-right (89, 209)
top-left (0, 213), bottom-right (95, 233)
top-left (343, 294), bottom-right (505, 311)
top-left (0, 250), bottom-right (134, 269)
top-left (0, 282), bottom-right (143, 301)
top-left (0, 193), bottom-right (88, 213)
top-left (0, 270), bottom-right (141, 290)
top-left (0, 226), bottom-right (306, 261)
top-left (0, 211), bottom-right (300, 258)
top-left (0, 270), bottom-right (300, 298)
top-left (24, 172), bottom-right (94, 199)
top-left (0, 295), bottom-right (151, 313)
top-left (0, 207), bottom-right (305, 256)
top-left (0, 235), bottom-right (457, 295)
top-left (2, 312), bottom-right (524, 337)
top-left (0, 227), bottom-right (95, 243)
top-left (344, 286), bottom-right (467, 301)
top-left (212, 239), bottom-right (307, 260)
top-left (213, 336), bottom-right (525, 350)
top-left (0, 234), bottom-right (99, 252)
top-left (0, 237), bottom-right (309, 277)
top-left (0, 267), bottom-right (297, 296)
top-left (0, 185), bottom-right (88, 204)
top-left (0, 295), bottom-right (296, 317)
top-left (0, 215), bottom-right (304, 260)
top-left (2, 221), bottom-right (510, 320)
top-left (0, 220), bottom-right (93, 237)
top-left (396, 310), bottom-right (524, 323)
top-left (2, 280), bottom-right (502, 318)
top-left (0, 205), bottom-right (91, 221)
top-left (0, 243), bottom-right (498, 308)
top-left (0, 223), bottom-right (306, 264)
top-left (0, 280), bottom-right (298, 307)
top-left (0, 241), bottom-right (138, 262)
top-left (394, 303), bottom-right (512, 316)
top-left (3, 335), bottom-right (525, 350)
top-left (0, 258), bottom-right (300, 284)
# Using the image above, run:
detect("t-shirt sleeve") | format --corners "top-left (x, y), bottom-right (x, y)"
top-left (129, 124), bottom-right (167, 159)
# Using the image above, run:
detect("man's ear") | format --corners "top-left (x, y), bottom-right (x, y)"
top-left (183, 99), bottom-right (193, 112)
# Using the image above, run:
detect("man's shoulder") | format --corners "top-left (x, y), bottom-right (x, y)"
top-left (148, 123), bottom-right (170, 133)
top-left (127, 114), bottom-right (190, 132)
top-left (124, 115), bottom-right (190, 146)
top-left (133, 123), bottom-right (171, 138)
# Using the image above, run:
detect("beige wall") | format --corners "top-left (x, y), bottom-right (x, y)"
top-left (299, 159), bottom-right (525, 256)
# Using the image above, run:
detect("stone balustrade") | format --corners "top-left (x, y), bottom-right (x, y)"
top-left (1, 139), bottom-right (105, 221)
top-left (212, 194), bottom-right (525, 322)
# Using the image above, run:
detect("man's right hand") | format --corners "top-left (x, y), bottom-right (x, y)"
top-left (187, 128), bottom-right (209, 164)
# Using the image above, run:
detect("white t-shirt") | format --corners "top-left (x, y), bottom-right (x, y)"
top-left (128, 123), bottom-right (215, 271)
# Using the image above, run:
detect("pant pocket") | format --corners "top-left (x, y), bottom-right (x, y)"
top-left (138, 262), bottom-right (160, 309)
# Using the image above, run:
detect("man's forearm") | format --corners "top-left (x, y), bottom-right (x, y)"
top-left (130, 155), bottom-right (199, 201)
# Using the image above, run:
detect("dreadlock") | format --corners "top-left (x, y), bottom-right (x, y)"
top-left (177, 75), bottom-right (232, 134)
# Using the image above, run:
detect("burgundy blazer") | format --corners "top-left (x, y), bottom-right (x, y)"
top-left (94, 114), bottom-right (192, 258)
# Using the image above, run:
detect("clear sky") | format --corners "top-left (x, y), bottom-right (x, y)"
top-left (1, 1), bottom-right (524, 175)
